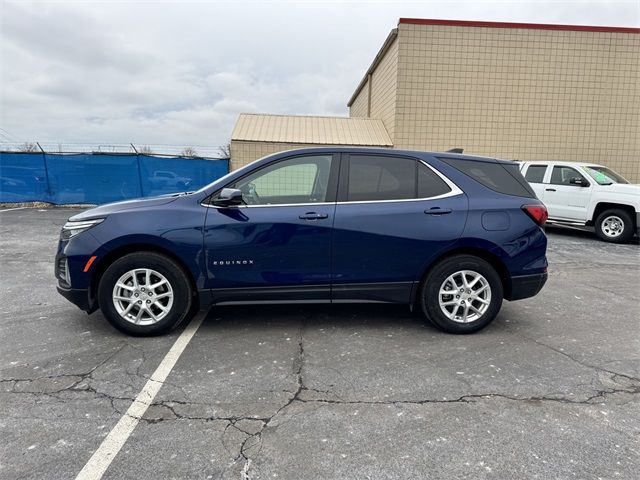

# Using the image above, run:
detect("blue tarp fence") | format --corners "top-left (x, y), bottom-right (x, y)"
top-left (0, 152), bottom-right (229, 204)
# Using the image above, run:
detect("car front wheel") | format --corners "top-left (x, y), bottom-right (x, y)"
top-left (420, 255), bottom-right (503, 334)
top-left (98, 252), bottom-right (194, 336)
top-left (595, 209), bottom-right (634, 243)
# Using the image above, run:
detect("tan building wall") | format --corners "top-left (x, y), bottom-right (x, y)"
top-left (230, 140), bottom-right (395, 171)
top-left (229, 113), bottom-right (392, 170)
top-left (369, 36), bottom-right (399, 140)
top-left (349, 31), bottom-right (399, 140)
top-left (349, 19), bottom-right (640, 183)
top-left (349, 84), bottom-right (369, 117)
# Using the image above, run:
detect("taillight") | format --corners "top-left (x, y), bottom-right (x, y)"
top-left (522, 204), bottom-right (548, 226)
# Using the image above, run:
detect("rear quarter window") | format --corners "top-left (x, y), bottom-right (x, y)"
top-left (438, 158), bottom-right (536, 198)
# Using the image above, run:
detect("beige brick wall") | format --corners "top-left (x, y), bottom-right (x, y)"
top-left (349, 85), bottom-right (369, 117)
top-left (392, 23), bottom-right (640, 182)
top-left (348, 37), bottom-right (400, 140)
top-left (369, 36), bottom-right (399, 140)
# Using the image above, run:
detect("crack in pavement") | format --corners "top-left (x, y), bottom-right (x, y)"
top-left (0, 344), bottom-right (151, 416)
top-left (527, 336), bottom-right (640, 384)
top-left (139, 323), bottom-right (639, 480)
top-left (3, 318), bottom-right (639, 479)
top-left (1, 343), bottom-right (128, 393)
top-left (234, 322), bottom-right (305, 479)
top-left (79, 321), bottom-right (637, 480)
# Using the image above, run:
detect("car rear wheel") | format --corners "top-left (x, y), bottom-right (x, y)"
top-left (420, 255), bottom-right (503, 334)
top-left (595, 209), bottom-right (634, 243)
top-left (98, 252), bottom-right (193, 336)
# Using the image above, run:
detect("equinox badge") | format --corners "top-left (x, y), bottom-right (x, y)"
top-left (212, 260), bottom-right (254, 266)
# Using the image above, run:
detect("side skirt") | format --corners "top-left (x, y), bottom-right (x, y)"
top-left (200, 282), bottom-right (415, 306)
top-left (332, 282), bottom-right (413, 303)
top-left (209, 285), bottom-right (330, 305)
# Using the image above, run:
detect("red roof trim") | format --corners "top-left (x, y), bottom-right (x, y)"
top-left (398, 18), bottom-right (640, 34)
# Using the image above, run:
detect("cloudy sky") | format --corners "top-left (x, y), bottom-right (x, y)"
top-left (1, 0), bottom-right (638, 150)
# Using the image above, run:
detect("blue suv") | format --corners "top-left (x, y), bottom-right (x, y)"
top-left (55, 148), bottom-right (548, 336)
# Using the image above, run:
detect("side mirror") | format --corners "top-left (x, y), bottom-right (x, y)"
top-left (213, 188), bottom-right (243, 207)
top-left (569, 177), bottom-right (589, 187)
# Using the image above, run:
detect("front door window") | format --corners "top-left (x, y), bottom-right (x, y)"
top-left (550, 166), bottom-right (587, 186)
top-left (232, 155), bottom-right (332, 205)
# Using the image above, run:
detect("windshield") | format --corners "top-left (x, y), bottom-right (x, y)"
top-left (584, 166), bottom-right (629, 185)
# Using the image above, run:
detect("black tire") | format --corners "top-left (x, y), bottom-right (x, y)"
top-left (98, 252), bottom-right (194, 336)
top-left (595, 209), bottom-right (634, 244)
top-left (420, 255), bottom-right (503, 334)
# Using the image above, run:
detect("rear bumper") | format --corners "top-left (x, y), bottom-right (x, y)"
top-left (56, 285), bottom-right (95, 313)
top-left (507, 272), bottom-right (547, 301)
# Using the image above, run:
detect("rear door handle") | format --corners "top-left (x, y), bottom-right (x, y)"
top-left (299, 212), bottom-right (329, 220)
top-left (424, 207), bottom-right (452, 215)
top-left (545, 188), bottom-right (556, 192)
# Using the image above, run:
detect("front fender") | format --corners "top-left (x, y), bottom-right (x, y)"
top-left (83, 204), bottom-right (207, 290)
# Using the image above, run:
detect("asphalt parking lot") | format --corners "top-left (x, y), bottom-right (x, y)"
top-left (1, 207), bottom-right (639, 480)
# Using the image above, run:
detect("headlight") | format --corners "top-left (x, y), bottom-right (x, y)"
top-left (60, 218), bottom-right (104, 241)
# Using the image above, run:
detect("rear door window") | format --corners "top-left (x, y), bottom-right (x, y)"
top-left (524, 165), bottom-right (547, 183)
top-left (346, 155), bottom-right (416, 201)
top-left (344, 155), bottom-right (453, 202)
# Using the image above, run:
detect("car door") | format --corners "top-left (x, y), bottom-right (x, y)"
top-left (203, 153), bottom-right (338, 303)
top-left (522, 164), bottom-right (548, 201)
top-left (331, 153), bottom-right (468, 303)
top-left (543, 165), bottom-right (591, 221)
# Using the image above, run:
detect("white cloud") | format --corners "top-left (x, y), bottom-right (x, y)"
top-left (1, 0), bottom-right (638, 148)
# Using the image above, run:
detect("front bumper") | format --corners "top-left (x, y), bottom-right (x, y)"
top-left (507, 272), bottom-right (548, 301)
top-left (56, 285), bottom-right (95, 312)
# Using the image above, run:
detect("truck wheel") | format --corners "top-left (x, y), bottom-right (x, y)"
top-left (98, 252), bottom-right (194, 336)
top-left (420, 255), bottom-right (503, 334)
top-left (595, 209), bottom-right (634, 243)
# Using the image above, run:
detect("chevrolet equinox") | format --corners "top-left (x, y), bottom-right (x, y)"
top-left (56, 148), bottom-right (548, 335)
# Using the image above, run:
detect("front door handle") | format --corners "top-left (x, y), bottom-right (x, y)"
top-left (424, 207), bottom-right (452, 215)
top-left (299, 212), bottom-right (329, 220)
top-left (545, 188), bottom-right (556, 192)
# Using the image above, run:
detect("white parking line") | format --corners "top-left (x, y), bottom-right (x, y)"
top-left (75, 313), bottom-right (206, 480)
top-left (0, 207), bottom-right (28, 213)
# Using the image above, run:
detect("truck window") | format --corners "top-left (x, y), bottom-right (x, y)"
top-left (524, 165), bottom-right (547, 183)
top-left (550, 166), bottom-right (587, 186)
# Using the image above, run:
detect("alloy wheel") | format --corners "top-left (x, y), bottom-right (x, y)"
top-left (112, 268), bottom-right (174, 325)
top-left (438, 270), bottom-right (491, 323)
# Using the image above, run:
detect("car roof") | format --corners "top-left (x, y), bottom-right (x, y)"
top-left (522, 160), bottom-right (605, 168)
top-left (268, 146), bottom-right (514, 164)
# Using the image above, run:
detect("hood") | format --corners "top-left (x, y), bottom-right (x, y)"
top-left (604, 183), bottom-right (640, 196)
top-left (69, 194), bottom-right (182, 221)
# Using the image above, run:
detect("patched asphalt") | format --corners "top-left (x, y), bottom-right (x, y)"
top-left (1, 207), bottom-right (638, 479)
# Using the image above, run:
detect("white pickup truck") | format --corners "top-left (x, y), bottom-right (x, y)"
top-left (519, 161), bottom-right (640, 243)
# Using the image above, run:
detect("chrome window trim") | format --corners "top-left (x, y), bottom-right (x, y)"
top-left (337, 190), bottom-right (463, 205)
top-left (203, 201), bottom-right (335, 209)
top-left (202, 159), bottom-right (464, 209)
top-left (417, 159), bottom-right (463, 197)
